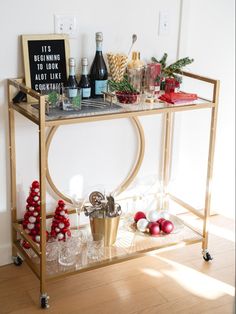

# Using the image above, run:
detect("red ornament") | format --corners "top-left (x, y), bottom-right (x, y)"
top-left (134, 211), bottom-right (146, 223)
top-left (51, 230), bottom-right (56, 237)
top-left (24, 212), bottom-right (30, 219)
top-left (32, 181), bottom-right (40, 188)
top-left (22, 240), bottom-right (31, 249)
top-left (148, 222), bottom-right (161, 236)
top-left (31, 229), bottom-right (37, 236)
top-left (161, 220), bottom-right (174, 234)
top-left (58, 200), bottom-right (65, 207)
top-left (62, 228), bottom-right (68, 234)
top-left (27, 197), bottom-right (33, 204)
top-left (157, 218), bottom-right (166, 229)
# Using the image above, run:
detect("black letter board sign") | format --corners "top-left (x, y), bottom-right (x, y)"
top-left (22, 34), bottom-right (70, 100)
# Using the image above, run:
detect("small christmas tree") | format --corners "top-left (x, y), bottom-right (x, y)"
top-left (22, 180), bottom-right (44, 249)
top-left (50, 200), bottom-right (71, 241)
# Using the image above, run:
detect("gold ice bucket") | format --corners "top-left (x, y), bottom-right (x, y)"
top-left (89, 215), bottom-right (120, 247)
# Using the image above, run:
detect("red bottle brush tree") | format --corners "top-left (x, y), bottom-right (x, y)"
top-left (21, 180), bottom-right (48, 249)
top-left (50, 200), bottom-right (71, 241)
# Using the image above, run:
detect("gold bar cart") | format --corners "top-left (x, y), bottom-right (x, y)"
top-left (7, 71), bottom-right (219, 308)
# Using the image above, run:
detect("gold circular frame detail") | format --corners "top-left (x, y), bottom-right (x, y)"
top-left (45, 117), bottom-right (145, 204)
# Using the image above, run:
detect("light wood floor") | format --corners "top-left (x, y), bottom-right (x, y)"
top-left (0, 215), bottom-right (235, 314)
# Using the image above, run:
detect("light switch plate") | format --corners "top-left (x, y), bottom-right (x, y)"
top-left (54, 15), bottom-right (78, 39)
top-left (159, 10), bottom-right (170, 35)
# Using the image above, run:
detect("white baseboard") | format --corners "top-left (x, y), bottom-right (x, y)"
top-left (0, 244), bottom-right (12, 266)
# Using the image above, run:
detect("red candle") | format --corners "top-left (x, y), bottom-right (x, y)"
top-left (165, 78), bottom-right (176, 93)
top-left (146, 63), bottom-right (162, 95)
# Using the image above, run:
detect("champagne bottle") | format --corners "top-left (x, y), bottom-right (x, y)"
top-left (90, 32), bottom-right (108, 98)
top-left (78, 58), bottom-right (91, 99)
top-left (66, 57), bottom-right (78, 98)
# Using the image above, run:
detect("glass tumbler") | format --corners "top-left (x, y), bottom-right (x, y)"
top-left (62, 87), bottom-right (82, 111)
top-left (87, 233), bottom-right (104, 261)
top-left (58, 237), bottom-right (77, 266)
top-left (126, 67), bottom-right (145, 93)
top-left (41, 88), bottom-right (61, 114)
top-left (70, 230), bottom-right (82, 255)
top-left (46, 237), bottom-right (59, 262)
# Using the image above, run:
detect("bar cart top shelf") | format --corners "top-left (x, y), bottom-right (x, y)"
top-left (8, 76), bottom-right (215, 127)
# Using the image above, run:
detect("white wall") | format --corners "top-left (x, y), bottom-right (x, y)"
top-left (169, 0), bottom-right (235, 218)
top-left (0, 0), bottom-right (234, 266)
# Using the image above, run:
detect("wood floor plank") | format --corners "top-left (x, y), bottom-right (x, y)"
top-left (133, 294), bottom-right (234, 314)
top-left (200, 302), bottom-right (235, 314)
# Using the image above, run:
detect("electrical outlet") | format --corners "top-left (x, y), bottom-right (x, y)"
top-left (159, 10), bottom-right (169, 35)
top-left (54, 15), bottom-right (78, 39)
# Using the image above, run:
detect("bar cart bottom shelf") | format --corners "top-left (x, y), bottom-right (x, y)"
top-left (14, 215), bottom-right (203, 283)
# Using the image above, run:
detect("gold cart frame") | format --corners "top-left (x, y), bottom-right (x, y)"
top-left (8, 71), bottom-right (219, 308)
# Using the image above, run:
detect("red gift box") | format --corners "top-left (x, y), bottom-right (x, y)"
top-left (159, 92), bottom-right (198, 104)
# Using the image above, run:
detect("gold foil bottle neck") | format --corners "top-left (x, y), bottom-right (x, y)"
top-left (132, 51), bottom-right (140, 61)
top-left (128, 51), bottom-right (144, 69)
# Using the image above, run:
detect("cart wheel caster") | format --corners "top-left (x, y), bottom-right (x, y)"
top-left (12, 256), bottom-right (23, 266)
top-left (40, 294), bottom-right (50, 309)
top-left (203, 251), bottom-right (213, 262)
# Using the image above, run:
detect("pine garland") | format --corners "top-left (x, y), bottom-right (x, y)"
top-left (108, 76), bottom-right (137, 93)
top-left (151, 53), bottom-right (194, 83)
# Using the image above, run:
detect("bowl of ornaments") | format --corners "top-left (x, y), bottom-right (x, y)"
top-left (132, 210), bottom-right (183, 236)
